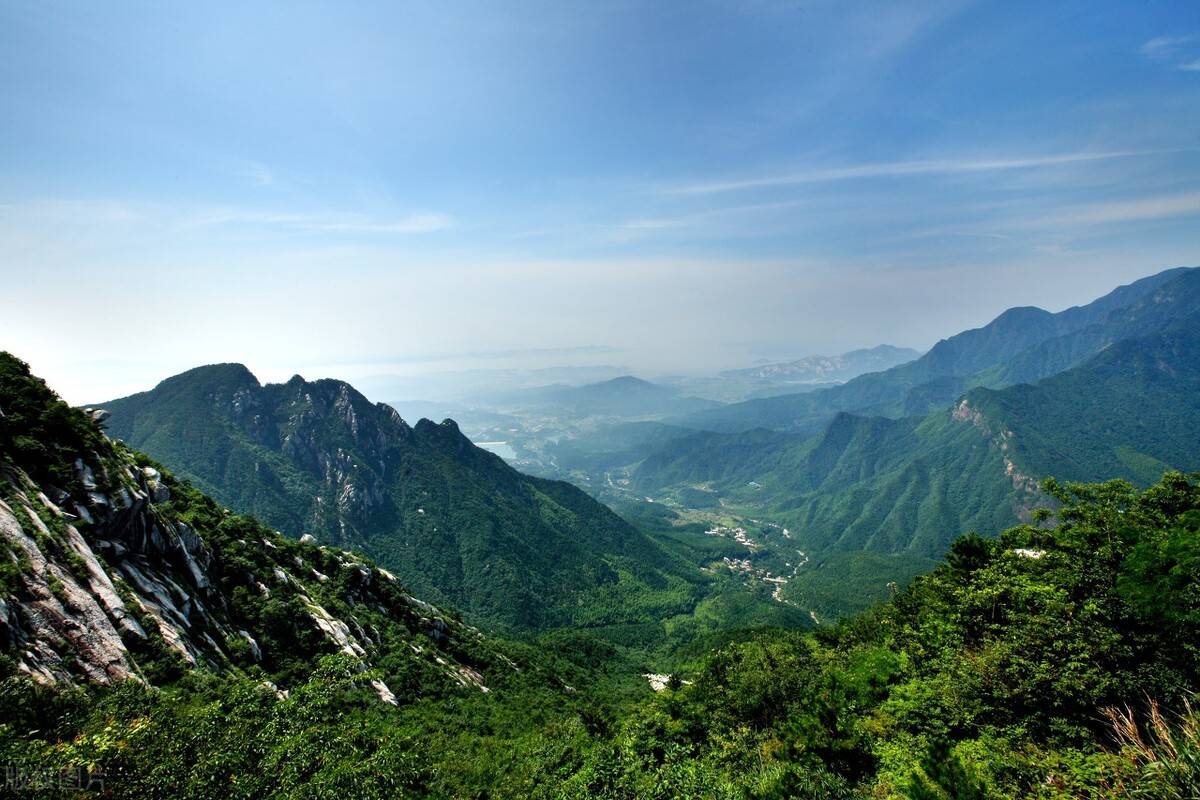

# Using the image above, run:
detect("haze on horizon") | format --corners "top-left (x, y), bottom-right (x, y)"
top-left (2, 1), bottom-right (1199, 404)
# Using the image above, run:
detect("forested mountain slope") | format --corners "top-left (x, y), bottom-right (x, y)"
top-left (98, 365), bottom-right (707, 631)
top-left (963, 321), bottom-right (1200, 485)
top-left (637, 410), bottom-right (1022, 558)
top-left (567, 473), bottom-right (1200, 797)
top-left (6, 388), bottom-right (1200, 799)
top-left (636, 322), bottom-right (1200, 617)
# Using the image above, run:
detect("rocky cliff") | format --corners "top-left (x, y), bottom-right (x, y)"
top-left (0, 353), bottom-right (508, 697)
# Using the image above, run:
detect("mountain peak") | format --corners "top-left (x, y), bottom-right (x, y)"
top-left (413, 416), bottom-right (462, 433)
top-left (156, 362), bottom-right (260, 392)
top-left (96, 364), bottom-right (685, 630)
top-left (844, 344), bottom-right (920, 358)
top-left (604, 375), bottom-right (654, 387)
top-left (989, 305), bottom-right (1052, 326)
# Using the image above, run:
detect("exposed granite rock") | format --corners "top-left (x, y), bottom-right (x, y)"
top-left (1, 354), bottom-right (513, 701)
top-left (2, 439), bottom-right (500, 696)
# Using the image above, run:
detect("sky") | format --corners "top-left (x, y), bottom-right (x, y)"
top-left (2, 0), bottom-right (1199, 403)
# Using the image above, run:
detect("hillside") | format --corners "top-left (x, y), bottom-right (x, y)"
top-left (6, 371), bottom-right (1200, 798)
top-left (635, 321), bottom-right (1200, 617)
top-left (0, 352), bottom-right (508, 698)
top-left (568, 473), bottom-right (1200, 796)
top-left (98, 365), bottom-right (709, 631)
top-left (675, 266), bottom-right (1198, 434)
top-left (963, 321), bottom-right (1200, 486)
top-left (638, 402), bottom-right (1040, 558)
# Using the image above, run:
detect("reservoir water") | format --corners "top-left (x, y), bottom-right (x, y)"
top-left (475, 441), bottom-right (517, 460)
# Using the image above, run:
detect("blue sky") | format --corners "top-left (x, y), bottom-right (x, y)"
top-left (2, 0), bottom-right (1199, 401)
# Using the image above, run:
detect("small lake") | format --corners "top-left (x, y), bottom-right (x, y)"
top-left (474, 441), bottom-right (517, 460)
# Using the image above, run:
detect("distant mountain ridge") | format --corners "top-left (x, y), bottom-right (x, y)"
top-left (98, 365), bottom-right (708, 631)
top-left (721, 344), bottom-right (921, 384)
top-left (676, 266), bottom-right (1199, 433)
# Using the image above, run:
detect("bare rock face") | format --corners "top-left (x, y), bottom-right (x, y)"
top-left (0, 439), bottom-right (500, 696)
top-left (950, 399), bottom-right (1042, 518)
top-left (951, 398), bottom-right (987, 431)
top-left (0, 496), bottom-right (139, 684)
top-left (0, 449), bottom-right (236, 683)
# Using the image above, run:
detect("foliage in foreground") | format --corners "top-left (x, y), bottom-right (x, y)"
top-left (2, 471), bottom-right (1199, 797)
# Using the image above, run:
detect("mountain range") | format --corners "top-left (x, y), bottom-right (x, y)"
top-left (624, 267), bottom-right (1200, 616)
top-left (49, 265), bottom-right (1200, 628)
top-left (5, 270), bottom-right (1200, 796)
top-left (96, 365), bottom-right (709, 631)
top-left (674, 267), bottom-right (1199, 433)
top-left (720, 344), bottom-right (921, 385)
top-left (0, 353), bottom-right (506, 696)
top-left (641, 322), bottom-right (1200, 530)
top-left (7, 347), bottom-right (1200, 796)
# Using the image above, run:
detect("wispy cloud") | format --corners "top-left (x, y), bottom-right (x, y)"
top-left (832, 0), bottom-right (970, 63)
top-left (1026, 192), bottom-right (1200, 229)
top-left (666, 150), bottom-right (1172, 195)
top-left (188, 209), bottom-right (455, 235)
top-left (1140, 33), bottom-right (1200, 71)
top-left (0, 198), bottom-right (455, 237)
top-left (1141, 33), bottom-right (1199, 55)
top-left (319, 344), bottom-right (624, 368)
top-left (886, 192), bottom-right (1200, 241)
top-left (299, 213), bottom-right (454, 235)
top-left (601, 201), bottom-right (799, 244)
top-left (615, 218), bottom-right (692, 232)
top-left (618, 201), bottom-right (794, 228)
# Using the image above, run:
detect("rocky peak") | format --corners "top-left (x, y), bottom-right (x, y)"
top-left (412, 417), bottom-right (475, 457)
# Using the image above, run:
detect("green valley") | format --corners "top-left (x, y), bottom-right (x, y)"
top-left (96, 363), bottom-right (796, 639)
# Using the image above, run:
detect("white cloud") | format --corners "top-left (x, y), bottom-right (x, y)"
top-left (1140, 32), bottom-right (1200, 71)
top-left (0, 199), bottom-right (455, 237)
top-left (1140, 33), bottom-right (1199, 56)
top-left (1026, 192), bottom-right (1200, 229)
top-left (608, 201), bottom-right (797, 238)
top-left (665, 150), bottom-right (1170, 195)
top-left (299, 213), bottom-right (455, 235)
top-left (178, 207), bottom-right (454, 235)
